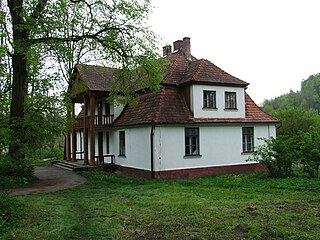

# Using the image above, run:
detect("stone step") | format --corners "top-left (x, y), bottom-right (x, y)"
top-left (52, 160), bottom-right (116, 172)
top-left (53, 161), bottom-right (76, 172)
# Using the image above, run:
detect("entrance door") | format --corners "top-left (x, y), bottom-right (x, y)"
top-left (98, 132), bottom-right (104, 164)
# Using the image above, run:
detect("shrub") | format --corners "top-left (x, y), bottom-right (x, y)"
top-left (248, 137), bottom-right (296, 178)
top-left (0, 155), bottom-right (34, 189)
top-left (296, 127), bottom-right (320, 178)
top-left (250, 133), bottom-right (320, 178)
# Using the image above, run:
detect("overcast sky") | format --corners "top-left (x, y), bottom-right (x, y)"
top-left (149, 0), bottom-right (320, 104)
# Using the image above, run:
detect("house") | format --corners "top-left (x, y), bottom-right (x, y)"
top-left (66, 37), bottom-right (278, 178)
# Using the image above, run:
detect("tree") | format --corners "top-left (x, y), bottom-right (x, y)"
top-left (272, 108), bottom-right (320, 136)
top-left (2, 0), bottom-right (163, 162)
top-left (262, 73), bottom-right (320, 113)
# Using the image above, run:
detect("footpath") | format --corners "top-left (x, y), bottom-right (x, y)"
top-left (9, 166), bottom-right (86, 196)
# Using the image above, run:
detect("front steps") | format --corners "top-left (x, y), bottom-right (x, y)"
top-left (52, 160), bottom-right (116, 172)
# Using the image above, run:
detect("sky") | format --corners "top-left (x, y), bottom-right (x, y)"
top-left (149, 0), bottom-right (320, 104)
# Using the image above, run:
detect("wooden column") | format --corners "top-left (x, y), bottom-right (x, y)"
top-left (89, 94), bottom-right (96, 165)
top-left (66, 130), bottom-right (71, 161)
top-left (71, 102), bottom-right (76, 161)
top-left (83, 96), bottom-right (89, 165)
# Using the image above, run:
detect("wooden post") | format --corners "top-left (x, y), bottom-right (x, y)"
top-left (71, 102), bottom-right (76, 161)
top-left (89, 94), bottom-right (96, 165)
top-left (66, 130), bottom-right (71, 161)
top-left (83, 96), bottom-right (89, 165)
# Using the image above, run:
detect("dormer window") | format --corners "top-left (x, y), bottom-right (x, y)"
top-left (225, 92), bottom-right (237, 109)
top-left (203, 91), bottom-right (216, 109)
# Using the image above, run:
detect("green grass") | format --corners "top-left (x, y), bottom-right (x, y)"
top-left (2, 172), bottom-right (320, 239)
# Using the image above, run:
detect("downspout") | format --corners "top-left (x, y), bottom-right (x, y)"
top-left (276, 121), bottom-right (282, 130)
top-left (150, 120), bottom-right (155, 179)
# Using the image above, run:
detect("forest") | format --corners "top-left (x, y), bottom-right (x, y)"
top-left (253, 73), bottom-right (320, 178)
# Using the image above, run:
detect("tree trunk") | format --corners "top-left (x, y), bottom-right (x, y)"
top-left (8, 52), bottom-right (28, 159)
top-left (8, 0), bottom-right (29, 160)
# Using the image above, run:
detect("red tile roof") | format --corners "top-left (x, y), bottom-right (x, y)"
top-left (244, 93), bottom-right (278, 123)
top-left (182, 59), bottom-right (249, 87)
top-left (76, 64), bottom-right (115, 92)
top-left (112, 86), bottom-right (193, 127)
top-left (163, 52), bottom-right (248, 87)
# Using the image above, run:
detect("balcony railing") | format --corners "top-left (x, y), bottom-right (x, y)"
top-left (74, 114), bottom-right (114, 127)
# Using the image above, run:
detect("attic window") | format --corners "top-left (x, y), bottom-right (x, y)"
top-left (225, 92), bottom-right (237, 109)
top-left (203, 91), bottom-right (216, 109)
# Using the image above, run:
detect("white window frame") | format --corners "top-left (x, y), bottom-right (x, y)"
top-left (203, 90), bottom-right (216, 109)
top-left (225, 91), bottom-right (237, 109)
top-left (119, 131), bottom-right (126, 156)
top-left (242, 127), bottom-right (254, 153)
top-left (185, 128), bottom-right (200, 156)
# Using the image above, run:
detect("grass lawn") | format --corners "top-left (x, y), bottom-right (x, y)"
top-left (1, 172), bottom-right (320, 239)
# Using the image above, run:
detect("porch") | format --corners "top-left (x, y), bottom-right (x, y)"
top-left (66, 92), bottom-right (114, 165)
top-left (53, 158), bottom-right (116, 172)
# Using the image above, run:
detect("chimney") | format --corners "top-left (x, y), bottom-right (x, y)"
top-left (162, 45), bottom-right (172, 56)
top-left (173, 40), bottom-right (183, 52)
top-left (182, 37), bottom-right (191, 59)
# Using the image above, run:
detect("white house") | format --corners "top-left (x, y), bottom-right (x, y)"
top-left (66, 37), bottom-right (278, 178)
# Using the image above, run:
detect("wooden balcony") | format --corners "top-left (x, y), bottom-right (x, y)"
top-left (74, 114), bottom-right (114, 128)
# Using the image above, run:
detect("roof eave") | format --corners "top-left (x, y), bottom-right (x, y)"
top-left (179, 81), bottom-right (249, 88)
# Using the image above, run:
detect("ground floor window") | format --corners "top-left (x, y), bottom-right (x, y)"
top-left (242, 127), bottom-right (254, 153)
top-left (185, 128), bottom-right (200, 155)
top-left (119, 131), bottom-right (126, 156)
top-left (106, 131), bottom-right (110, 154)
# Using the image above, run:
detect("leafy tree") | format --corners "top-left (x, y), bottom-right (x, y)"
top-left (272, 108), bottom-right (320, 136)
top-left (2, 0), bottom-right (163, 164)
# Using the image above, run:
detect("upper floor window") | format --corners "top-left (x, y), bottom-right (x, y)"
top-left (185, 128), bottom-right (200, 156)
top-left (242, 127), bottom-right (254, 153)
top-left (225, 92), bottom-right (237, 109)
top-left (203, 91), bottom-right (216, 109)
top-left (119, 131), bottom-right (126, 156)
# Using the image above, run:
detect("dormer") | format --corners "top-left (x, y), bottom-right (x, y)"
top-left (162, 38), bottom-right (249, 119)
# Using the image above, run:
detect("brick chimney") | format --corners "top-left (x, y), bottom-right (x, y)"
top-left (163, 45), bottom-right (172, 56)
top-left (173, 40), bottom-right (183, 52)
top-left (165, 37), bottom-right (191, 59)
top-left (182, 37), bottom-right (191, 59)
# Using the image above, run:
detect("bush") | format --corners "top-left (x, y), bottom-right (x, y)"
top-left (0, 155), bottom-right (34, 189)
top-left (296, 127), bottom-right (320, 178)
top-left (249, 137), bottom-right (296, 178)
top-left (250, 133), bottom-right (320, 178)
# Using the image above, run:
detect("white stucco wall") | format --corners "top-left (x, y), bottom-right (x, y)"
top-left (114, 126), bottom-right (151, 170)
top-left (113, 104), bottom-right (125, 119)
top-left (153, 124), bottom-right (276, 171)
top-left (190, 85), bottom-right (246, 118)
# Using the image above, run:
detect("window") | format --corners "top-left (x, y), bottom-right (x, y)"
top-left (225, 92), bottom-right (237, 109)
top-left (242, 127), bottom-right (254, 153)
top-left (119, 131), bottom-right (125, 156)
top-left (203, 91), bottom-right (216, 109)
top-left (185, 128), bottom-right (200, 156)
top-left (106, 131), bottom-right (110, 154)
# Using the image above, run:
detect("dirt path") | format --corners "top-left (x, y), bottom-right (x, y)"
top-left (9, 166), bottom-right (86, 196)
